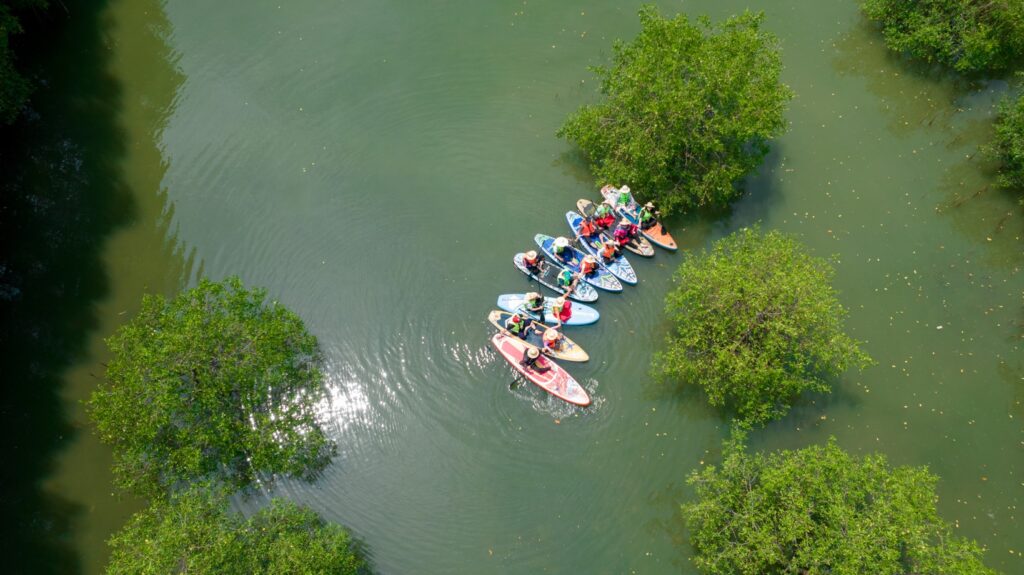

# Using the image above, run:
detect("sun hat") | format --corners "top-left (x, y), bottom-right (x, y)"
top-left (544, 328), bottom-right (558, 341)
top-left (525, 250), bottom-right (538, 260)
top-left (554, 236), bottom-right (569, 248)
top-left (527, 347), bottom-right (540, 359)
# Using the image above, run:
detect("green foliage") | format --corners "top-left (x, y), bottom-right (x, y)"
top-left (106, 487), bottom-right (366, 575)
top-left (862, 0), bottom-right (1024, 73)
top-left (683, 434), bottom-right (999, 575)
top-left (986, 86), bottom-right (1024, 200)
top-left (557, 6), bottom-right (793, 214)
top-left (88, 277), bottom-right (334, 498)
top-left (0, 3), bottom-right (31, 124)
top-left (653, 227), bottom-right (870, 425)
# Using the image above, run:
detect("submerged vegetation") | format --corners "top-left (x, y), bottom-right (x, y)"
top-left (558, 6), bottom-right (793, 214)
top-left (654, 227), bottom-right (870, 425)
top-left (88, 277), bottom-right (334, 497)
top-left (683, 434), bottom-right (998, 575)
top-left (861, 0), bottom-right (1024, 74)
top-left (106, 487), bottom-right (366, 575)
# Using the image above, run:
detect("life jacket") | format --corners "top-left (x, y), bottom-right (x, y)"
top-left (554, 301), bottom-right (572, 322)
top-left (557, 269), bottom-right (573, 287)
top-left (580, 220), bottom-right (596, 237)
top-left (639, 208), bottom-right (654, 222)
top-left (616, 191), bottom-right (630, 206)
top-left (505, 316), bottom-right (522, 334)
top-left (581, 259), bottom-right (596, 275)
top-left (613, 227), bottom-right (629, 241)
top-left (595, 203), bottom-right (611, 217)
top-left (526, 296), bottom-right (544, 312)
top-left (601, 242), bottom-right (616, 260)
top-left (524, 254), bottom-right (540, 266)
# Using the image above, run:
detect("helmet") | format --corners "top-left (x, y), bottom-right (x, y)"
top-left (527, 347), bottom-right (540, 359)
top-left (544, 328), bottom-right (559, 341)
top-left (525, 250), bottom-right (538, 260)
top-left (554, 236), bottom-right (570, 248)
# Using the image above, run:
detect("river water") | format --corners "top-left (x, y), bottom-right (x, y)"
top-left (27, 0), bottom-right (1023, 573)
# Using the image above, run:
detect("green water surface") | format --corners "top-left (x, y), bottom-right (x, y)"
top-left (27, 0), bottom-right (1024, 573)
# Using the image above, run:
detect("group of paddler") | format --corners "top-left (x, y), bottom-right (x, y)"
top-left (488, 185), bottom-right (675, 406)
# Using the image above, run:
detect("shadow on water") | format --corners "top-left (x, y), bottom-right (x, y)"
top-left (0, 0), bottom-right (137, 572)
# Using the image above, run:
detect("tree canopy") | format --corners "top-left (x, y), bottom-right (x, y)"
top-left (861, 0), bottom-right (1024, 74)
top-left (88, 277), bottom-right (334, 497)
top-left (653, 227), bottom-right (870, 425)
top-left (106, 487), bottom-right (366, 575)
top-left (557, 6), bottom-right (793, 214)
top-left (986, 86), bottom-right (1024, 202)
top-left (683, 434), bottom-right (998, 575)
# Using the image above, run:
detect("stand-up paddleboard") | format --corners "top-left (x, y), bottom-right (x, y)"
top-left (491, 333), bottom-right (591, 406)
top-left (566, 211), bottom-right (638, 285)
top-left (534, 234), bottom-right (623, 293)
top-left (487, 310), bottom-right (589, 362)
top-left (576, 198), bottom-right (654, 257)
top-left (513, 253), bottom-right (598, 303)
top-left (496, 293), bottom-right (599, 326)
top-left (600, 185), bottom-right (678, 251)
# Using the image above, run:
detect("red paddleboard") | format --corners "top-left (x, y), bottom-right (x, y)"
top-left (490, 333), bottom-right (590, 406)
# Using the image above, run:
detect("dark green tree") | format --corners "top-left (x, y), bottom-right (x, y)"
top-left (88, 277), bottom-right (334, 497)
top-left (0, 2), bottom-right (32, 123)
top-left (654, 227), bottom-right (870, 425)
top-left (106, 487), bottom-right (366, 575)
top-left (558, 6), bottom-right (793, 214)
top-left (683, 434), bottom-right (999, 575)
top-left (861, 0), bottom-right (1024, 74)
top-left (985, 85), bottom-right (1024, 202)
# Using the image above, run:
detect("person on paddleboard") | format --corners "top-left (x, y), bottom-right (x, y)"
top-left (523, 292), bottom-right (545, 319)
top-left (504, 313), bottom-right (540, 340)
top-left (542, 328), bottom-right (564, 353)
top-left (523, 250), bottom-right (545, 275)
top-left (520, 346), bottom-right (550, 373)
top-left (614, 218), bottom-right (639, 247)
top-left (580, 254), bottom-right (599, 276)
top-left (552, 236), bottom-right (572, 263)
top-left (599, 239), bottom-right (618, 263)
top-left (638, 201), bottom-right (661, 231)
top-left (556, 267), bottom-right (579, 297)
top-left (578, 216), bottom-right (599, 240)
top-left (551, 296), bottom-right (572, 327)
top-left (594, 202), bottom-right (616, 229)
top-left (615, 185), bottom-right (632, 208)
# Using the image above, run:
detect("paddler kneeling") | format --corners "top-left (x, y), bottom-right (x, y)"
top-left (615, 185), bottom-right (632, 208)
top-left (614, 218), bottom-right (639, 247)
top-left (578, 216), bottom-right (599, 240)
top-left (504, 313), bottom-right (540, 340)
top-left (580, 254), bottom-right (599, 277)
top-left (520, 346), bottom-right (551, 373)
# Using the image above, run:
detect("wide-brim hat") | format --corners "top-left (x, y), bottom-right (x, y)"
top-left (621, 185), bottom-right (631, 193)
top-left (527, 347), bottom-right (540, 358)
top-left (525, 250), bottom-right (538, 259)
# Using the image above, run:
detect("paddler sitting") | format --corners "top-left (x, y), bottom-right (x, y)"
top-left (556, 268), bottom-right (579, 297)
top-left (523, 291), bottom-right (546, 319)
top-left (551, 296), bottom-right (572, 327)
top-left (578, 216), bottom-right (599, 239)
top-left (542, 328), bottom-right (563, 352)
top-left (552, 236), bottom-right (572, 263)
top-left (594, 202), bottom-right (616, 229)
top-left (599, 239), bottom-right (618, 263)
top-left (614, 218), bottom-right (639, 247)
top-left (520, 346), bottom-right (550, 373)
top-left (580, 254), bottom-right (599, 277)
top-left (523, 250), bottom-right (545, 275)
top-left (615, 185), bottom-right (632, 208)
top-left (638, 201), bottom-right (661, 231)
top-left (504, 313), bottom-right (539, 340)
